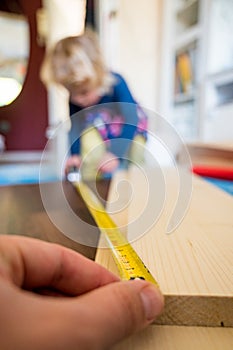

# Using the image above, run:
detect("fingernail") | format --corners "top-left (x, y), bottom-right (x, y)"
top-left (140, 285), bottom-right (164, 322)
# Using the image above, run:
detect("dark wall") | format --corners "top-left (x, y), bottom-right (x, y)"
top-left (0, 0), bottom-right (48, 151)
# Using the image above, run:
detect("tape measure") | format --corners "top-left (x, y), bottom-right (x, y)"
top-left (72, 179), bottom-right (158, 286)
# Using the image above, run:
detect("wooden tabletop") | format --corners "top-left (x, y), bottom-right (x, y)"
top-left (0, 179), bottom-right (111, 260)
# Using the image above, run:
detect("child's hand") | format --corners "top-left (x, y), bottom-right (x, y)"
top-left (98, 152), bottom-right (119, 174)
top-left (64, 155), bottom-right (82, 175)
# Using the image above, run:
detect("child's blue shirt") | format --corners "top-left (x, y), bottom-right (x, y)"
top-left (69, 72), bottom-right (147, 158)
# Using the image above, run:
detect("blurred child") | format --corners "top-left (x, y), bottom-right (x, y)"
top-left (42, 28), bottom-right (147, 180)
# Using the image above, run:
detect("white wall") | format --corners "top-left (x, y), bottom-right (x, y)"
top-left (97, 0), bottom-right (163, 115)
top-left (43, 0), bottom-right (86, 125)
top-left (118, 0), bottom-right (162, 113)
top-left (0, 14), bottom-right (29, 59)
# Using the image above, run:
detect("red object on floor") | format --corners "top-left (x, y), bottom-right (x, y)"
top-left (192, 165), bottom-right (233, 180)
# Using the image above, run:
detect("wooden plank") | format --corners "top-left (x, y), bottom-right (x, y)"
top-left (112, 325), bottom-right (233, 350)
top-left (96, 167), bottom-right (233, 327)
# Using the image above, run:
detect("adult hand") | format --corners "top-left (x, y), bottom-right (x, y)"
top-left (0, 235), bottom-right (164, 350)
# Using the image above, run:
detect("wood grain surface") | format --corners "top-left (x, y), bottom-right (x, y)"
top-left (96, 167), bottom-right (233, 327)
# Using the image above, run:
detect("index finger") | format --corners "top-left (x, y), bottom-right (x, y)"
top-left (0, 235), bottom-right (119, 294)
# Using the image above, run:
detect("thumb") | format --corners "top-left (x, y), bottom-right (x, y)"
top-left (72, 279), bottom-right (164, 349)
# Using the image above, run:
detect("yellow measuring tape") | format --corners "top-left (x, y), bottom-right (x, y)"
top-left (72, 180), bottom-right (158, 286)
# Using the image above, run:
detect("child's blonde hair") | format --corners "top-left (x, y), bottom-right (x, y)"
top-left (41, 28), bottom-right (114, 95)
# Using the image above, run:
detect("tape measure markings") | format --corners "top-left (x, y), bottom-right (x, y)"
top-left (73, 181), bottom-right (158, 286)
